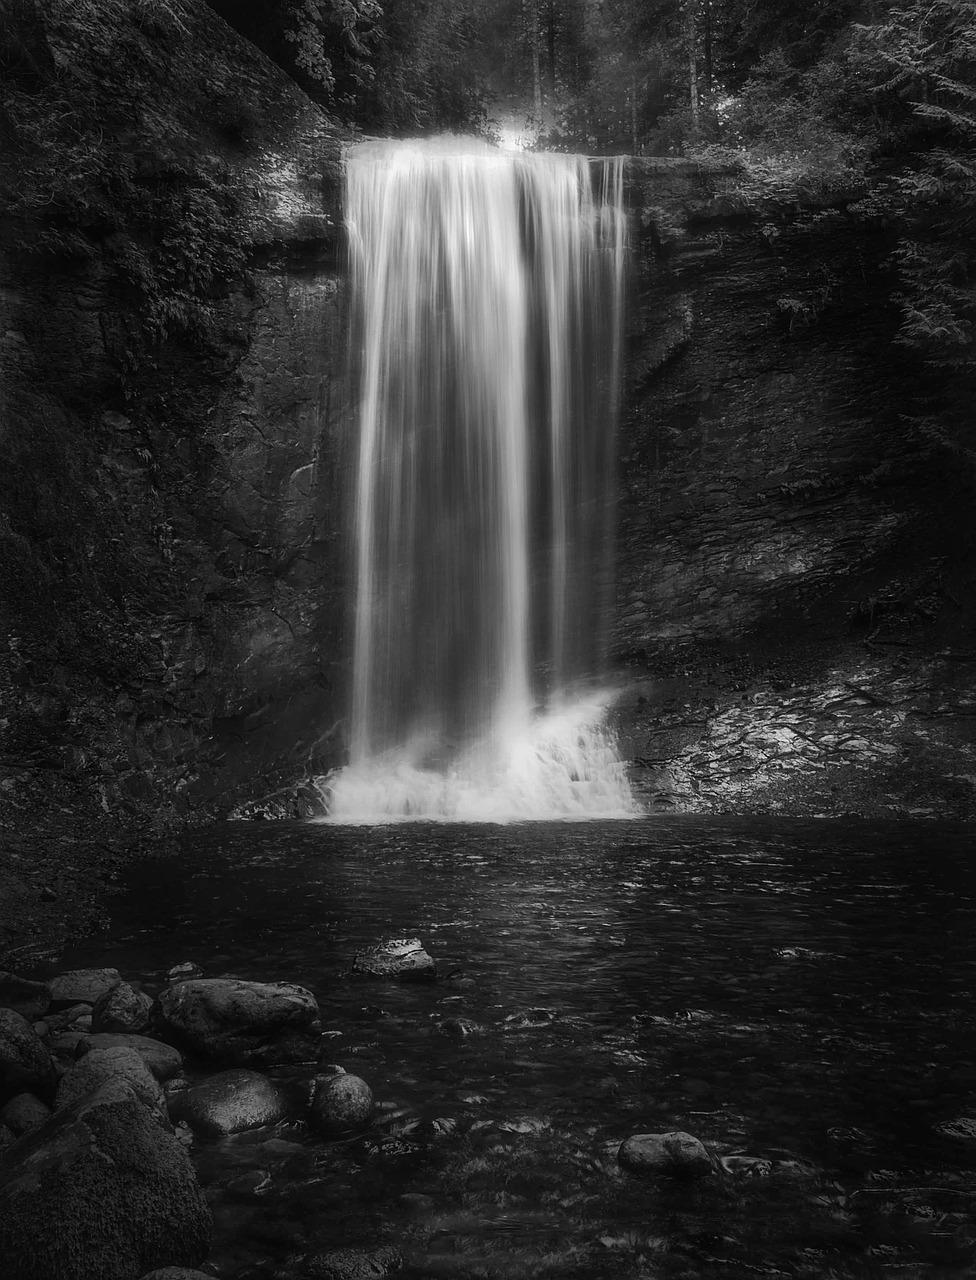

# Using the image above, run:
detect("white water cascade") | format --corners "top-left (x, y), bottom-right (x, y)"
top-left (322, 137), bottom-right (638, 822)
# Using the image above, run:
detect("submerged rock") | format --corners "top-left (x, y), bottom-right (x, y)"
top-left (79, 1033), bottom-right (183, 1082)
top-left (48, 968), bottom-right (122, 1008)
top-left (618, 1130), bottom-right (712, 1178)
top-left (171, 1069), bottom-right (289, 1137)
top-left (92, 980), bottom-right (154, 1035)
top-left (157, 978), bottom-right (320, 1065)
top-left (0, 972), bottom-right (51, 1021)
top-left (0, 1078), bottom-right (212, 1280)
top-left (310, 1072), bottom-right (375, 1136)
top-left (56, 1046), bottom-right (167, 1121)
top-left (352, 939), bottom-right (435, 982)
top-left (0, 1009), bottom-right (58, 1100)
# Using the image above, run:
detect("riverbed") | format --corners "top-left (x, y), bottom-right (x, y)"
top-left (53, 817), bottom-right (976, 1278)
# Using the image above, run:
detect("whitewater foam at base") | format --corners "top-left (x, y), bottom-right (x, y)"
top-left (322, 137), bottom-right (638, 822)
top-left (319, 697), bottom-right (638, 823)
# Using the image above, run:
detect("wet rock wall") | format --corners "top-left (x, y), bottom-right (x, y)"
top-left (613, 159), bottom-right (976, 816)
top-left (0, 0), bottom-right (350, 840)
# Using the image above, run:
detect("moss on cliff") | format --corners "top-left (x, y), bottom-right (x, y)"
top-left (0, 0), bottom-right (349, 957)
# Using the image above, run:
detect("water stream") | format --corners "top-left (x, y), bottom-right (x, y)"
top-left (55, 818), bottom-right (976, 1279)
top-left (324, 139), bottom-right (635, 822)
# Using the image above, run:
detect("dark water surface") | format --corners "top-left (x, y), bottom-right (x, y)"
top-left (59, 817), bottom-right (976, 1279)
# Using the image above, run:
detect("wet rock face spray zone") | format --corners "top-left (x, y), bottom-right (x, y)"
top-left (323, 138), bottom-right (638, 822)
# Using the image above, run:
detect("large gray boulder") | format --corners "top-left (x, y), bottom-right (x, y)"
top-left (352, 938), bottom-right (435, 981)
top-left (48, 968), bottom-right (122, 1009)
top-left (157, 978), bottom-right (320, 1065)
top-left (0, 1078), bottom-right (212, 1280)
top-left (618, 1130), bottom-right (713, 1178)
top-left (78, 1033), bottom-right (183, 1082)
top-left (171, 1068), bottom-right (288, 1137)
top-left (0, 1009), bottom-right (58, 1101)
top-left (91, 980), bottom-right (154, 1034)
top-left (56, 1046), bottom-right (167, 1121)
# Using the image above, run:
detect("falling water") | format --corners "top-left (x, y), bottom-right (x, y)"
top-left (323, 137), bottom-right (638, 822)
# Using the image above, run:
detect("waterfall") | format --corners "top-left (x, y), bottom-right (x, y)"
top-left (322, 137), bottom-right (638, 822)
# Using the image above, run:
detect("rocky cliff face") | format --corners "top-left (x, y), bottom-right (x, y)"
top-left (613, 159), bottom-right (976, 817)
top-left (0, 0), bottom-right (349, 858)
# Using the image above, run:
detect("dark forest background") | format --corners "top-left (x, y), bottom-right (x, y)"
top-left (203, 0), bottom-right (976, 390)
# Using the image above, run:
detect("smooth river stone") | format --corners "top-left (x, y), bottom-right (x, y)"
top-left (618, 1130), bottom-right (713, 1178)
top-left (78, 1033), bottom-right (183, 1082)
top-left (310, 1072), bottom-right (375, 1136)
top-left (171, 1069), bottom-right (288, 1137)
top-left (48, 968), bottom-right (122, 1008)
top-left (157, 978), bottom-right (320, 1065)
top-left (56, 1046), bottom-right (167, 1122)
top-left (0, 1008), bottom-right (58, 1100)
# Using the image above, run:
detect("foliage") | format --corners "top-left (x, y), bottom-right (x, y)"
top-left (850, 1), bottom-right (976, 365)
top-left (0, 1), bottom-right (248, 357)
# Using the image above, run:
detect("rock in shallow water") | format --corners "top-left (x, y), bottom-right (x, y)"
top-left (78, 1033), bottom-right (183, 1082)
top-left (56, 1046), bottom-right (167, 1121)
top-left (48, 968), bottom-right (122, 1008)
top-left (0, 1008), bottom-right (58, 1101)
top-left (0, 972), bottom-right (51, 1021)
top-left (92, 980), bottom-right (154, 1035)
top-left (618, 1130), bottom-right (712, 1178)
top-left (138, 1271), bottom-right (215, 1280)
top-left (310, 1072), bottom-right (375, 1136)
top-left (171, 1069), bottom-right (289, 1137)
top-left (352, 939), bottom-right (435, 982)
top-left (157, 978), bottom-right (320, 1065)
top-left (285, 1246), bottom-right (402, 1280)
top-left (0, 1078), bottom-right (212, 1280)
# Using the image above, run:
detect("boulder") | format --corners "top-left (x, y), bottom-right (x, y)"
top-left (352, 939), bottom-right (435, 982)
top-left (0, 1078), bottom-right (212, 1280)
top-left (139, 1271), bottom-right (215, 1280)
top-left (92, 981), bottom-right (154, 1035)
top-left (618, 1131), bottom-right (713, 1178)
top-left (48, 968), bottom-right (122, 1009)
top-left (0, 1009), bottom-right (58, 1100)
top-left (0, 972), bottom-right (51, 1020)
top-left (157, 979), bottom-right (320, 1065)
top-left (171, 1069), bottom-right (288, 1137)
top-left (78, 1033), bottom-right (183, 1082)
top-left (46, 1004), bottom-right (94, 1034)
top-left (310, 1072), bottom-right (375, 1136)
top-left (286, 1246), bottom-right (402, 1280)
top-left (47, 1030), bottom-right (89, 1059)
top-left (56, 1046), bottom-right (166, 1121)
top-left (0, 1093), bottom-right (52, 1137)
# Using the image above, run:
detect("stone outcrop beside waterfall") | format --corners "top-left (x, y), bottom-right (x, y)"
top-left (615, 159), bottom-right (975, 817)
top-left (0, 0), bottom-right (348, 885)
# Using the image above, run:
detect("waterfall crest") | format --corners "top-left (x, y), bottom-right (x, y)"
top-left (322, 137), bottom-right (638, 822)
